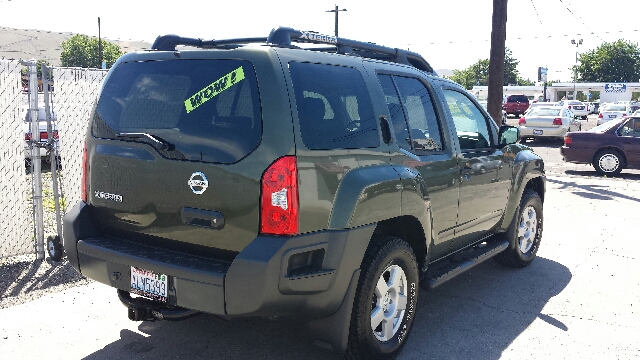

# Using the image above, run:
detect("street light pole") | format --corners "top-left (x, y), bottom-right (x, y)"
top-left (571, 39), bottom-right (583, 100)
top-left (326, 5), bottom-right (347, 37)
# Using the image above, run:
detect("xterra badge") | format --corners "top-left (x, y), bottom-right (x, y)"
top-left (188, 172), bottom-right (209, 195)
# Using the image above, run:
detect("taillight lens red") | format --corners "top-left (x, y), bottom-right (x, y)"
top-left (598, 113), bottom-right (603, 118)
top-left (260, 156), bottom-right (299, 235)
top-left (623, 113), bottom-right (627, 117)
top-left (552, 118), bottom-right (563, 126)
top-left (25, 131), bottom-right (58, 141)
top-left (518, 117), bottom-right (526, 125)
top-left (568, 105), bottom-right (572, 109)
top-left (81, 142), bottom-right (88, 203)
top-left (564, 135), bottom-right (572, 146)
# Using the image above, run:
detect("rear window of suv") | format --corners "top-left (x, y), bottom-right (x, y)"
top-left (507, 95), bottom-right (528, 103)
top-left (289, 62), bottom-right (379, 150)
top-left (92, 59), bottom-right (262, 164)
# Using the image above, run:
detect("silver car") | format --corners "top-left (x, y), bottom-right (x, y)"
top-left (518, 106), bottom-right (580, 141)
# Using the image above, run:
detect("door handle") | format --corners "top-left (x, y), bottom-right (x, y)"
top-left (181, 207), bottom-right (225, 229)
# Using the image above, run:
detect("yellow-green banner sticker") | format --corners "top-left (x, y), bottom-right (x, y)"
top-left (184, 66), bottom-right (245, 113)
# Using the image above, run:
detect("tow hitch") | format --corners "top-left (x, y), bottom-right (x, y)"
top-left (117, 290), bottom-right (198, 321)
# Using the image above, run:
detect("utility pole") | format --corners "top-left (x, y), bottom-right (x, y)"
top-left (487, 0), bottom-right (508, 126)
top-left (326, 5), bottom-right (347, 37)
top-left (98, 17), bottom-right (103, 69)
top-left (571, 39), bottom-right (583, 100)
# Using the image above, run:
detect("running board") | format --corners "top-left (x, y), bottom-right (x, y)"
top-left (423, 239), bottom-right (509, 290)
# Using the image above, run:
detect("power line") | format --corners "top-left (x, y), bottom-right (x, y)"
top-left (528, 0), bottom-right (552, 41)
top-left (420, 29), bottom-right (638, 46)
top-left (557, 0), bottom-right (604, 41)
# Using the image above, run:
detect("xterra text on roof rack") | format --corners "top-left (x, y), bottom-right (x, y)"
top-left (63, 27), bottom-right (545, 359)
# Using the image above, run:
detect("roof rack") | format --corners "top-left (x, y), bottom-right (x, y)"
top-left (151, 27), bottom-right (436, 75)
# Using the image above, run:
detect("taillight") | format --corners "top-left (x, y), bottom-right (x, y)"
top-left (552, 118), bottom-right (563, 126)
top-left (564, 135), bottom-right (572, 146)
top-left (518, 117), bottom-right (526, 125)
top-left (568, 105), bottom-right (572, 109)
top-left (81, 142), bottom-right (88, 203)
top-left (623, 113), bottom-right (627, 117)
top-left (260, 156), bottom-right (299, 235)
top-left (598, 113), bottom-right (603, 118)
top-left (25, 133), bottom-right (31, 141)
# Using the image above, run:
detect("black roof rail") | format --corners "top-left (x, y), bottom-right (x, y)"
top-left (151, 27), bottom-right (436, 75)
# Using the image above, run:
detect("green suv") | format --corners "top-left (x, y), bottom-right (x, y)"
top-left (63, 27), bottom-right (545, 359)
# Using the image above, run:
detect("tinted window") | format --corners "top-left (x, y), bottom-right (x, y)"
top-left (444, 90), bottom-right (492, 150)
top-left (508, 95), bottom-right (528, 103)
top-left (290, 62), bottom-right (378, 150)
top-left (378, 75), bottom-right (442, 152)
top-left (93, 59), bottom-right (262, 164)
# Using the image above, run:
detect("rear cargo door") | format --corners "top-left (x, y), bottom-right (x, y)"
top-left (88, 58), bottom-right (265, 253)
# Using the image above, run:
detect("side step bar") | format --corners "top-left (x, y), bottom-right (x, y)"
top-left (423, 239), bottom-right (509, 290)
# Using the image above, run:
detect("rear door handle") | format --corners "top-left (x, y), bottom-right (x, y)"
top-left (181, 207), bottom-right (225, 229)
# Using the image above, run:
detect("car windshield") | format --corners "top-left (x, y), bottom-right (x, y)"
top-left (605, 105), bottom-right (626, 111)
top-left (529, 108), bottom-right (561, 116)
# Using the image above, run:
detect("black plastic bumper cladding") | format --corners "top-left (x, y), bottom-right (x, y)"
top-left (63, 201), bottom-right (375, 319)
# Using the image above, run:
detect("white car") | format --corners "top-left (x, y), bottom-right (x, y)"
top-left (525, 101), bottom-right (557, 115)
top-left (22, 104), bottom-right (59, 170)
top-left (556, 100), bottom-right (589, 119)
top-left (518, 106), bottom-right (580, 141)
top-left (597, 104), bottom-right (628, 125)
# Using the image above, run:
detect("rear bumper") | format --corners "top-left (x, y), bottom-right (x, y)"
top-left (63, 201), bottom-right (373, 319)
top-left (560, 146), bottom-right (594, 164)
top-left (519, 126), bottom-right (568, 138)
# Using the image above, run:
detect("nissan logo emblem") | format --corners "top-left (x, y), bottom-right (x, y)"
top-left (188, 172), bottom-right (209, 195)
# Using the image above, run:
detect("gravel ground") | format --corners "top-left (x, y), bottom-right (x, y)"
top-left (0, 166), bottom-right (92, 309)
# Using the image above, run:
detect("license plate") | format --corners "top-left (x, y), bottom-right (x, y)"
top-left (533, 129), bottom-right (543, 135)
top-left (131, 267), bottom-right (168, 302)
top-left (609, 115), bottom-right (617, 118)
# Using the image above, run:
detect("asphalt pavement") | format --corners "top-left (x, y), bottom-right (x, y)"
top-left (2, 136), bottom-right (640, 359)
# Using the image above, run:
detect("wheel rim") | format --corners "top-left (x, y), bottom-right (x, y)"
top-left (371, 264), bottom-right (408, 342)
top-left (598, 154), bottom-right (619, 173)
top-left (517, 205), bottom-right (537, 254)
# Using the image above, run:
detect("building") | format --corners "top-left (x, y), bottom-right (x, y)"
top-left (471, 82), bottom-right (640, 103)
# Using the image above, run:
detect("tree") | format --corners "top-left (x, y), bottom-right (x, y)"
top-left (575, 39), bottom-right (640, 82)
top-left (449, 48), bottom-right (533, 90)
top-left (20, 59), bottom-right (51, 78)
top-left (60, 34), bottom-right (122, 69)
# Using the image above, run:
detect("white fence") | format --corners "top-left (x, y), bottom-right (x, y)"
top-left (0, 60), bottom-right (31, 258)
top-left (0, 60), bottom-right (107, 259)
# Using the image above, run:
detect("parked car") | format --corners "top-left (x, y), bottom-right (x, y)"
top-left (597, 104), bottom-right (629, 125)
top-left (556, 100), bottom-right (588, 119)
top-left (502, 94), bottom-right (530, 117)
top-left (518, 106), bottom-right (580, 142)
top-left (61, 27), bottom-right (545, 360)
top-left (478, 100), bottom-right (507, 123)
top-left (22, 104), bottom-right (60, 171)
top-left (524, 101), bottom-right (557, 115)
top-left (561, 116), bottom-right (640, 175)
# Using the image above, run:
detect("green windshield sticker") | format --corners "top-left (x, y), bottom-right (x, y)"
top-left (184, 66), bottom-right (245, 113)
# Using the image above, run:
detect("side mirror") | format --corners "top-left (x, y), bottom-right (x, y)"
top-left (498, 125), bottom-right (519, 146)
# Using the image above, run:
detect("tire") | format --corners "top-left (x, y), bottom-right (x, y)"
top-left (345, 235), bottom-right (419, 360)
top-left (593, 149), bottom-right (623, 175)
top-left (494, 189), bottom-right (543, 268)
top-left (47, 235), bottom-right (64, 261)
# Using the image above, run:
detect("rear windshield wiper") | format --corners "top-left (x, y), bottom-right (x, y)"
top-left (116, 132), bottom-right (175, 151)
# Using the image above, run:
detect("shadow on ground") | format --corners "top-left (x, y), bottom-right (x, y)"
top-left (81, 257), bottom-right (570, 360)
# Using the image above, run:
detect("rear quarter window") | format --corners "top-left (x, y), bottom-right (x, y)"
top-left (92, 59), bottom-right (262, 164)
top-left (289, 62), bottom-right (379, 150)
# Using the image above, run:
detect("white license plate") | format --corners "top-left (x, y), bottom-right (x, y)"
top-left (609, 115), bottom-right (617, 118)
top-left (533, 129), bottom-right (543, 135)
top-left (131, 267), bottom-right (168, 302)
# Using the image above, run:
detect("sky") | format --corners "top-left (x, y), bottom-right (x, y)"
top-left (1, 0), bottom-right (638, 82)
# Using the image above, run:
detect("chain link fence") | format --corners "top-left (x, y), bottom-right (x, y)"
top-left (52, 68), bottom-right (108, 210)
top-left (0, 61), bottom-right (107, 260)
top-left (0, 60), bottom-right (31, 258)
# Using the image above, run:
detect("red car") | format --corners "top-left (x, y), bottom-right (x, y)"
top-left (502, 94), bottom-right (530, 117)
top-left (561, 116), bottom-right (640, 175)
